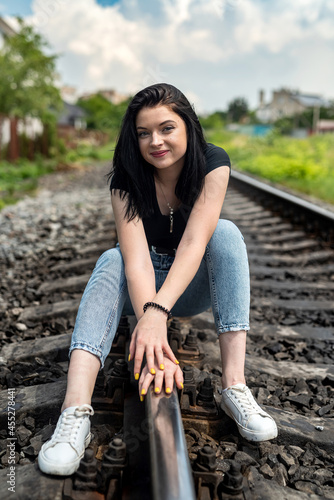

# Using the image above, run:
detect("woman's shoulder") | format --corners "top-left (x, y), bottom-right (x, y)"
top-left (204, 143), bottom-right (231, 174)
top-left (109, 171), bottom-right (129, 193)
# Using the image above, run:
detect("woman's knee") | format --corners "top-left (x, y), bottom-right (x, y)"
top-left (95, 247), bottom-right (124, 272)
top-left (208, 219), bottom-right (245, 253)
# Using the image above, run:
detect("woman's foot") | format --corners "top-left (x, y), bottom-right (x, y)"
top-left (221, 384), bottom-right (277, 442)
top-left (38, 404), bottom-right (94, 476)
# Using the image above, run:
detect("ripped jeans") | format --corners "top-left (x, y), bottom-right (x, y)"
top-left (69, 219), bottom-right (250, 368)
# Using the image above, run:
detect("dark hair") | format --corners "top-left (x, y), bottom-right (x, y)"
top-left (109, 83), bottom-right (207, 221)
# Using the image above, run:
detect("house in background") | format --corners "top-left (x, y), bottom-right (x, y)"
top-left (57, 102), bottom-right (87, 131)
top-left (0, 16), bottom-right (45, 159)
top-left (60, 85), bottom-right (79, 105)
top-left (316, 120), bottom-right (334, 134)
top-left (56, 101), bottom-right (87, 146)
top-left (256, 88), bottom-right (329, 123)
top-left (0, 17), bottom-right (17, 150)
top-left (0, 16), bottom-right (16, 47)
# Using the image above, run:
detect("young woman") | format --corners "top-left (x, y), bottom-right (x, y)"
top-left (38, 83), bottom-right (277, 476)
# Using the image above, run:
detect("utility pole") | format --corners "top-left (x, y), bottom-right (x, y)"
top-left (312, 105), bottom-right (320, 134)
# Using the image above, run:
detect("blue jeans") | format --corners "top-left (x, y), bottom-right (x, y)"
top-left (69, 219), bottom-right (250, 368)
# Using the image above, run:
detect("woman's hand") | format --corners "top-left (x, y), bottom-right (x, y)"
top-left (128, 308), bottom-right (179, 379)
top-left (138, 356), bottom-right (184, 398)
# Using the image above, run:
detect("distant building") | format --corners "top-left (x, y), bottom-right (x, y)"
top-left (79, 89), bottom-right (129, 105)
top-left (256, 88), bottom-right (330, 123)
top-left (0, 17), bottom-right (45, 157)
top-left (316, 120), bottom-right (334, 134)
top-left (57, 101), bottom-right (87, 130)
top-left (0, 16), bottom-right (16, 48)
top-left (60, 85), bottom-right (79, 105)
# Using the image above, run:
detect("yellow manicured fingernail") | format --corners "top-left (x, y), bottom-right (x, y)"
top-left (180, 383), bottom-right (184, 389)
top-left (135, 373), bottom-right (139, 380)
top-left (160, 364), bottom-right (165, 370)
top-left (140, 396), bottom-right (144, 402)
top-left (141, 389), bottom-right (146, 395)
top-left (154, 387), bottom-right (160, 393)
top-left (166, 387), bottom-right (171, 394)
top-left (175, 360), bottom-right (179, 365)
top-left (128, 354), bottom-right (131, 361)
top-left (150, 368), bottom-right (156, 375)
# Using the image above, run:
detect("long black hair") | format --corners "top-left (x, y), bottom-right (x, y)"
top-left (109, 83), bottom-right (207, 221)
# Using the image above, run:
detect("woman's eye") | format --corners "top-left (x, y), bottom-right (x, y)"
top-left (163, 126), bottom-right (174, 132)
top-left (138, 131), bottom-right (149, 138)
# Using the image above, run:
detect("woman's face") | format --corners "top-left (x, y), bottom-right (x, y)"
top-left (135, 105), bottom-right (187, 174)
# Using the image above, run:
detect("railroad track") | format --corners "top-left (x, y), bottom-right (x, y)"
top-left (0, 170), bottom-right (333, 500)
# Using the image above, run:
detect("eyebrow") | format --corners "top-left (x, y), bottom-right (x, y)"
top-left (136, 120), bottom-right (177, 130)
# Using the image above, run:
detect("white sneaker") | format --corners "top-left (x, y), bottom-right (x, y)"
top-left (38, 404), bottom-right (94, 476)
top-left (221, 384), bottom-right (278, 442)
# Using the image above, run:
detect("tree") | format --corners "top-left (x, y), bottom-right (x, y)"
top-left (227, 97), bottom-right (249, 123)
top-left (199, 111), bottom-right (226, 130)
top-left (77, 94), bottom-right (131, 138)
top-left (0, 18), bottom-right (62, 160)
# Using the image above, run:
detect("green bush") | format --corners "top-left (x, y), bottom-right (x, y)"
top-left (204, 129), bottom-right (334, 204)
top-left (0, 157), bottom-right (56, 209)
top-left (0, 140), bottom-right (115, 210)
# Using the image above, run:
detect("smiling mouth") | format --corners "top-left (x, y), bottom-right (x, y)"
top-left (151, 151), bottom-right (169, 158)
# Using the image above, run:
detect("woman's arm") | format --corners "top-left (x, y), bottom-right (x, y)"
top-left (111, 191), bottom-right (178, 375)
top-left (152, 166), bottom-right (230, 310)
top-left (111, 191), bottom-right (156, 320)
top-left (130, 165), bottom-right (230, 379)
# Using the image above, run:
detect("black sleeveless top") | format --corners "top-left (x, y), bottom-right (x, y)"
top-left (112, 143), bottom-right (231, 251)
top-left (143, 143), bottom-right (230, 250)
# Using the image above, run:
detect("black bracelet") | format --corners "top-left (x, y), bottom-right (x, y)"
top-left (143, 302), bottom-right (172, 320)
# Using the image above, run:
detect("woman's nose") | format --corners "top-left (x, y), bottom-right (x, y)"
top-left (150, 131), bottom-right (163, 146)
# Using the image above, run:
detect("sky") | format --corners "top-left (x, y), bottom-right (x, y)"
top-left (1, 0), bottom-right (333, 113)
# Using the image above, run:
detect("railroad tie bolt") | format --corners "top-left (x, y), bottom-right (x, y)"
top-left (104, 438), bottom-right (127, 465)
top-left (197, 377), bottom-right (214, 403)
top-left (111, 359), bottom-right (130, 378)
top-left (218, 461), bottom-right (243, 496)
top-left (183, 366), bottom-right (195, 384)
top-left (183, 330), bottom-right (199, 352)
top-left (169, 318), bottom-right (181, 332)
top-left (195, 445), bottom-right (217, 472)
top-left (74, 448), bottom-right (98, 490)
top-left (77, 448), bottom-right (97, 474)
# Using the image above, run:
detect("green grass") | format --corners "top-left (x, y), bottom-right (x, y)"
top-left (0, 141), bottom-right (115, 211)
top-left (63, 141), bottom-right (115, 164)
top-left (205, 130), bottom-right (334, 205)
top-left (0, 158), bottom-right (56, 210)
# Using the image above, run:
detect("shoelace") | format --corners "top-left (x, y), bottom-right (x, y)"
top-left (52, 405), bottom-right (93, 445)
top-left (231, 387), bottom-right (264, 417)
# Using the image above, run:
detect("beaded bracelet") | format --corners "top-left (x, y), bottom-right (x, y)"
top-left (143, 302), bottom-right (172, 320)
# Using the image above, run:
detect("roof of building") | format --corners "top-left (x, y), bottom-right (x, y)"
top-left (291, 93), bottom-right (329, 108)
top-left (0, 17), bottom-right (17, 37)
top-left (57, 101), bottom-right (86, 125)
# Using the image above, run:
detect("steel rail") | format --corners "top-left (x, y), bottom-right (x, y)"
top-left (146, 387), bottom-right (196, 500)
top-left (230, 170), bottom-right (334, 242)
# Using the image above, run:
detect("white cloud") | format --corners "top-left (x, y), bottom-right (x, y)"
top-left (233, 0), bottom-right (334, 54)
top-left (25, 0), bottom-right (228, 93)
top-left (8, 0), bottom-right (334, 111)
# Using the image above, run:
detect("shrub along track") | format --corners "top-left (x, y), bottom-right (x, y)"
top-left (0, 167), bottom-right (333, 499)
